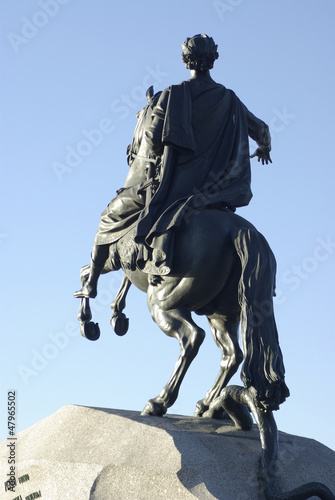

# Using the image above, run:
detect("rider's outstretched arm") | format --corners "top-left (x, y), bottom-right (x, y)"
top-left (242, 104), bottom-right (272, 165)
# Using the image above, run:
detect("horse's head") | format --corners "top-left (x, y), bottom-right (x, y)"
top-left (127, 86), bottom-right (162, 166)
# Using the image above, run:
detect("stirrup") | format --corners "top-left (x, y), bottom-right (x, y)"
top-left (73, 285), bottom-right (97, 299)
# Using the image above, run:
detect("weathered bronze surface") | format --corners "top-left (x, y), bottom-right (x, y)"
top-left (74, 35), bottom-right (334, 499)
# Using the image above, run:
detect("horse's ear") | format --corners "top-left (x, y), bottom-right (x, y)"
top-left (146, 86), bottom-right (154, 103)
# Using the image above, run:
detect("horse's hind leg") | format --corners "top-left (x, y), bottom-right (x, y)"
top-left (194, 313), bottom-right (243, 417)
top-left (141, 304), bottom-right (205, 417)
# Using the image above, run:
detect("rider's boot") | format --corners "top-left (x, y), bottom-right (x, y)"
top-left (73, 244), bottom-right (109, 299)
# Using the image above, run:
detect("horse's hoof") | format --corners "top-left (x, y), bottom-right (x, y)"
top-left (141, 399), bottom-right (166, 417)
top-left (110, 313), bottom-right (129, 336)
top-left (80, 321), bottom-right (100, 341)
top-left (194, 400), bottom-right (209, 417)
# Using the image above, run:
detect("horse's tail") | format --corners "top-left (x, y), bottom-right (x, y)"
top-left (233, 227), bottom-right (290, 411)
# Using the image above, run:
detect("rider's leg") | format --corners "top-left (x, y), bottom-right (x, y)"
top-left (73, 244), bottom-right (110, 298)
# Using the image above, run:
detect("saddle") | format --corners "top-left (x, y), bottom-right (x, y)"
top-left (109, 225), bottom-right (169, 276)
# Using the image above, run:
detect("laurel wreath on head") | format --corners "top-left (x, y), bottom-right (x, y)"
top-left (181, 34), bottom-right (219, 71)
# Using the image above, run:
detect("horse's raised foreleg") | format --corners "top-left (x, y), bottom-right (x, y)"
top-left (77, 266), bottom-right (92, 324)
top-left (141, 304), bottom-right (205, 416)
top-left (110, 273), bottom-right (131, 336)
top-left (194, 313), bottom-right (243, 418)
top-left (76, 265), bottom-right (100, 341)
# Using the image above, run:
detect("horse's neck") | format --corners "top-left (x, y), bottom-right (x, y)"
top-left (123, 140), bottom-right (152, 188)
top-left (132, 104), bottom-right (152, 153)
top-left (124, 102), bottom-right (156, 188)
top-left (136, 136), bottom-right (152, 159)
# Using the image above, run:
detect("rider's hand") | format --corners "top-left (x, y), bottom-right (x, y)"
top-left (250, 148), bottom-right (272, 165)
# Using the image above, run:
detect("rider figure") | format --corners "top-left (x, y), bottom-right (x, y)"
top-left (74, 34), bottom-right (271, 298)
top-left (134, 34), bottom-right (272, 275)
top-left (74, 88), bottom-right (162, 299)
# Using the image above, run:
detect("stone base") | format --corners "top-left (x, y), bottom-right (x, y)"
top-left (1, 405), bottom-right (334, 499)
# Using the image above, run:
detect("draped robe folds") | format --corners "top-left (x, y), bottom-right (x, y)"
top-left (135, 79), bottom-right (257, 275)
top-left (93, 102), bottom-right (152, 247)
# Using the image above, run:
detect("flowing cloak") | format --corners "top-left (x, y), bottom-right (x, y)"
top-left (92, 97), bottom-right (157, 247)
top-left (134, 78), bottom-right (256, 275)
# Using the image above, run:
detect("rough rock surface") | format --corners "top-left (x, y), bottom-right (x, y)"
top-left (1, 405), bottom-right (334, 499)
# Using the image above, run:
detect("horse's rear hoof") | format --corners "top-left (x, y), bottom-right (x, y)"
top-left (141, 399), bottom-right (166, 417)
top-left (194, 400), bottom-right (208, 417)
top-left (80, 321), bottom-right (100, 341)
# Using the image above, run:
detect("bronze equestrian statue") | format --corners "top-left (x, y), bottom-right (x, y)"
top-left (74, 35), bottom-right (334, 500)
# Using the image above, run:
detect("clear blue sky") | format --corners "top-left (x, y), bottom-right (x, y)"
top-left (1, 0), bottom-right (335, 453)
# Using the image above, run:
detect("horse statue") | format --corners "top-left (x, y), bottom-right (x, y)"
top-left (75, 87), bottom-right (334, 500)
